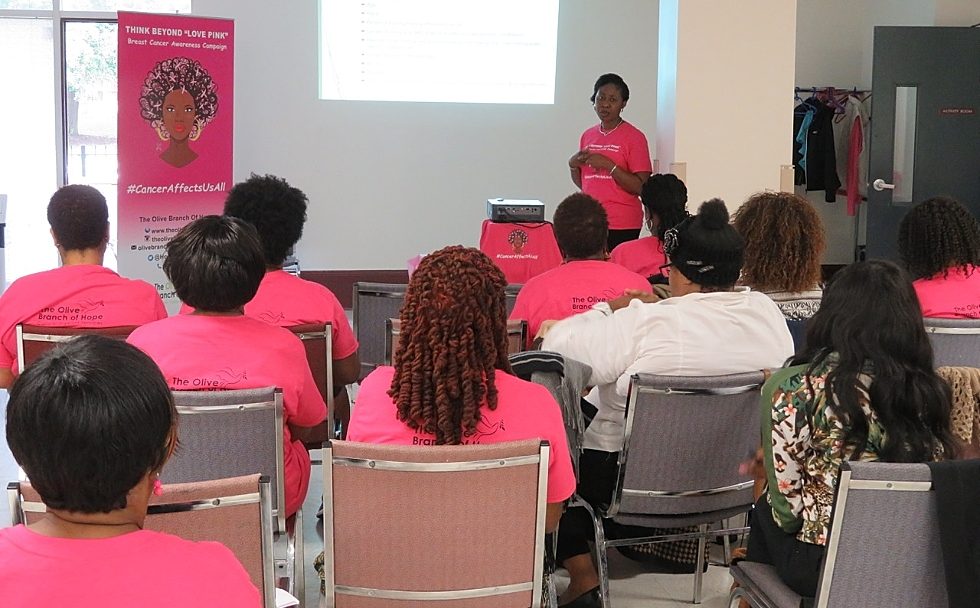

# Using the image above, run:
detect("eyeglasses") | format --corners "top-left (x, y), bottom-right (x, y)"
top-left (658, 262), bottom-right (673, 276)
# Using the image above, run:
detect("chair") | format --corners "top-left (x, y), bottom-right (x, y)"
top-left (923, 317), bottom-right (980, 367)
top-left (287, 322), bottom-right (336, 437)
top-left (384, 318), bottom-right (528, 365)
top-left (322, 439), bottom-right (550, 608)
top-left (16, 323), bottom-right (138, 371)
top-left (160, 387), bottom-right (304, 601)
top-left (8, 474), bottom-right (277, 608)
top-left (578, 371), bottom-right (767, 606)
top-left (352, 282), bottom-right (407, 378)
top-left (505, 283), bottom-right (523, 316)
top-left (729, 461), bottom-right (947, 608)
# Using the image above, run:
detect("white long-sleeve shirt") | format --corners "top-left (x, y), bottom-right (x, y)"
top-left (542, 289), bottom-right (794, 452)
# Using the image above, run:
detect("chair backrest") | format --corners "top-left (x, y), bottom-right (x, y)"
top-left (322, 439), bottom-right (549, 608)
top-left (504, 283), bottom-right (522, 316)
top-left (923, 317), bottom-right (980, 367)
top-left (287, 322), bottom-right (335, 432)
top-left (16, 323), bottom-right (139, 371)
top-left (8, 475), bottom-right (276, 608)
top-left (161, 387), bottom-right (286, 533)
top-left (814, 461), bottom-right (946, 608)
top-left (610, 371), bottom-right (767, 519)
top-left (785, 318), bottom-right (807, 354)
top-left (384, 318), bottom-right (528, 365)
top-left (352, 282), bottom-right (407, 378)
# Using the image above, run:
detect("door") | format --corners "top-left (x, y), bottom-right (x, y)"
top-left (864, 26), bottom-right (980, 261)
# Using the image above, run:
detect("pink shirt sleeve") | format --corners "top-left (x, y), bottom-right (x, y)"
top-left (624, 127), bottom-right (653, 174)
top-left (328, 293), bottom-right (359, 360)
top-left (525, 383), bottom-right (576, 503)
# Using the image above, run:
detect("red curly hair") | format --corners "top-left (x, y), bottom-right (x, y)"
top-left (389, 246), bottom-right (513, 445)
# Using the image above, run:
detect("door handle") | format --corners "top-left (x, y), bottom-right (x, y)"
top-left (872, 178), bottom-right (896, 191)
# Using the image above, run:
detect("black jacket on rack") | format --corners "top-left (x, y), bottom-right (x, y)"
top-left (803, 103), bottom-right (841, 202)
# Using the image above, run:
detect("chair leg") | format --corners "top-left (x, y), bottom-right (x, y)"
top-left (295, 508), bottom-right (305, 606)
top-left (579, 500), bottom-right (611, 608)
top-left (693, 523), bottom-right (708, 604)
top-left (723, 531), bottom-right (732, 565)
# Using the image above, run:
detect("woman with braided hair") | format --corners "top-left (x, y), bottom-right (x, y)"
top-left (347, 245), bottom-right (574, 531)
top-left (898, 196), bottom-right (980, 318)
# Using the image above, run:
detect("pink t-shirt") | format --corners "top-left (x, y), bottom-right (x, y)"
top-left (609, 235), bottom-right (667, 279)
top-left (479, 220), bottom-right (564, 285)
top-left (127, 315), bottom-right (327, 516)
top-left (180, 270), bottom-right (358, 359)
top-left (0, 264), bottom-right (167, 374)
top-left (348, 366), bottom-right (575, 503)
top-left (0, 525), bottom-right (260, 607)
top-left (509, 260), bottom-right (652, 343)
top-left (913, 265), bottom-right (980, 319)
top-left (579, 121), bottom-right (653, 230)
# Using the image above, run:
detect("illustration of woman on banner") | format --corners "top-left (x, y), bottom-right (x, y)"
top-left (139, 57), bottom-right (218, 168)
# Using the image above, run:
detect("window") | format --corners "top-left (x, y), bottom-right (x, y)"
top-left (0, 0), bottom-right (190, 285)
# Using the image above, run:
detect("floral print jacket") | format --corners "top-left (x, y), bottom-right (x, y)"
top-left (761, 357), bottom-right (884, 545)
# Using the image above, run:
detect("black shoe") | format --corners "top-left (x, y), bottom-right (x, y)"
top-left (560, 586), bottom-right (601, 608)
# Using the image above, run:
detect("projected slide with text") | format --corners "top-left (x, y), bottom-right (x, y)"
top-left (319, 0), bottom-right (559, 104)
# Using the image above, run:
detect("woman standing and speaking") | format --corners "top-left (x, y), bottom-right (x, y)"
top-left (569, 73), bottom-right (653, 251)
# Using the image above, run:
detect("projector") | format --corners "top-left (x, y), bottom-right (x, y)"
top-left (487, 199), bottom-right (546, 223)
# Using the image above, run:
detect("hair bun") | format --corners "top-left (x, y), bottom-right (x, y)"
top-left (697, 199), bottom-right (730, 229)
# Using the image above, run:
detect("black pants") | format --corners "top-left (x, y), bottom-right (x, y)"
top-left (556, 450), bottom-right (618, 562)
top-left (606, 228), bottom-right (641, 252)
top-left (745, 495), bottom-right (826, 598)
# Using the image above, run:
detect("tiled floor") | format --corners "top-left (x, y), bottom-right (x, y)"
top-left (1, 387), bottom-right (737, 608)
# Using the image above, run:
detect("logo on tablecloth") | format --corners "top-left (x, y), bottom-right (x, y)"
top-left (508, 229), bottom-right (528, 254)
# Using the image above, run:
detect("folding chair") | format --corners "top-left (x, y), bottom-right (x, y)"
top-left (16, 323), bottom-right (138, 371)
top-left (384, 318), bottom-right (528, 365)
top-left (923, 317), bottom-right (980, 367)
top-left (160, 387), bottom-right (304, 601)
top-left (352, 282), bottom-right (407, 378)
top-left (505, 283), bottom-right (523, 316)
top-left (577, 371), bottom-right (768, 606)
top-left (287, 322), bottom-right (337, 439)
top-left (8, 474), bottom-right (278, 608)
top-left (730, 461), bottom-right (948, 608)
top-left (322, 439), bottom-right (550, 607)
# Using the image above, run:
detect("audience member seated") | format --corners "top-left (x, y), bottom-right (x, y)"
top-left (609, 173), bottom-right (689, 282)
top-left (898, 196), bottom-right (980, 319)
top-left (745, 260), bottom-right (956, 598)
top-left (509, 193), bottom-right (652, 345)
top-left (732, 191), bottom-right (825, 320)
top-left (0, 185), bottom-right (166, 388)
top-left (127, 216), bottom-right (327, 517)
top-left (539, 199), bottom-right (794, 608)
top-left (348, 245), bottom-right (575, 532)
top-left (0, 335), bottom-right (260, 607)
top-left (183, 173), bottom-right (360, 387)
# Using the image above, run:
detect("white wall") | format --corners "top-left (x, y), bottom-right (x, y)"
top-left (193, 0), bottom-right (659, 270)
top-left (658, 0), bottom-right (797, 212)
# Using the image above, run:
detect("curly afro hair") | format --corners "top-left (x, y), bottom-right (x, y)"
top-left (224, 174), bottom-right (308, 266)
top-left (732, 191), bottom-right (825, 293)
top-left (139, 57), bottom-right (218, 132)
top-left (553, 193), bottom-right (609, 259)
top-left (898, 196), bottom-right (980, 280)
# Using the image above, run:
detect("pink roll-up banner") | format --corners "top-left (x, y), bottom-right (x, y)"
top-left (117, 11), bottom-right (234, 313)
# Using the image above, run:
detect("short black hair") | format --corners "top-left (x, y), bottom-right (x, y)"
top-left (223, 173), bottom-right (308, 266)
top-left (553, 193), bottom-right (609, 259)
top-left (6, 335), bottom-right (175, 513)
top-left (47, 184), bottom-right (108, 251)
top-left (590, 73), bottom-right (629, 103)
top-left (164, 215), bottom-right (265, 312)
top-left (641, 174), bottom-right (688, 239)
top-left (898, 196), bottom-right (980, 280)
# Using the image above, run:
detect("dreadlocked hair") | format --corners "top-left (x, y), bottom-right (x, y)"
top-left (732, 191), bottom-right (825, 293)
top-left (389, 245), bottom-right (513, 445)
top-left (898, 196), bottom-right (980, 281)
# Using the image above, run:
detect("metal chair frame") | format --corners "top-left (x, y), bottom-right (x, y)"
top-left (351, 282), bottom-right (407, 378)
